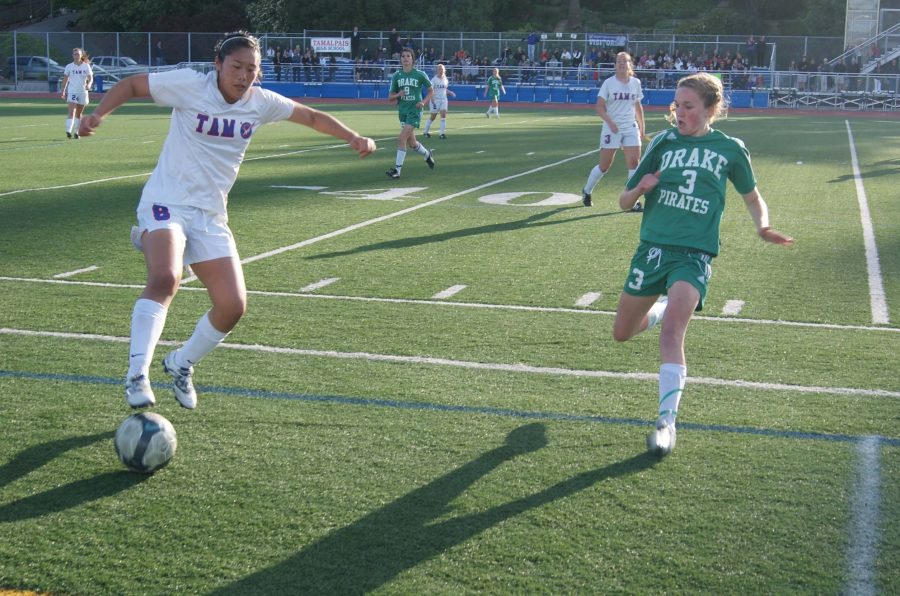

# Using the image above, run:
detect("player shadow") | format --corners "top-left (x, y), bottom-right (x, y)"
top-left (0, 431), bottom-right (113, 489)
top-left (0, 431), bottom-right (148, 522)
top-left (827, 159), bottom-right (900, 183)
top-left (306, 207), bottom-right (624, 260)
top-left (213, 423), bottom-right (657, 595)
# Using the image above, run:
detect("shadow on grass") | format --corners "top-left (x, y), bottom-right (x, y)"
top-left (0, 431), bottom-right (114, 489)
top-left (0, 431), bottom-right (148, 522)
top-left (214, 423), bottom-right (656, 594)
top-left (305, 207), bottom-right (626, 260)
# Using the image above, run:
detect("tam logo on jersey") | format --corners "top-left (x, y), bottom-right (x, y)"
top-left (194, 113), bottom-right (254, 139)
top-left (609, 91), bottom-right (638, 101)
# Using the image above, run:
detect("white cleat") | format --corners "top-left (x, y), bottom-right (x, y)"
top-left (647, 417), bottom-right (676, 457)
top-left (163, 351), bottom-right (197, 409)
top-left (125, 374), bottom-right (156, 408)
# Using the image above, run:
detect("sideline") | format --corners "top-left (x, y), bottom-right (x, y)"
top-left (845, 121), bottom-right (889, 325)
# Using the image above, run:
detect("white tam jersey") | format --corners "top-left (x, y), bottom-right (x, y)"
top-left (140, 68), bottom-right (295, 216)
top-left (597, 75), bottom-right (643, 127)
top-left (64, 61), bottom-right (93, 90)
top-left (430, 75), bottom-right (450, 101)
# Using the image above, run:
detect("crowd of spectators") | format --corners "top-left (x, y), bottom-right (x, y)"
top-left (261, 31), bottom-right (898, 93)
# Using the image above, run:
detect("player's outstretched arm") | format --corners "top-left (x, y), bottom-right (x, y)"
top-left (742, 188), bottom-right (794, 246)
top-left (288, 103), bottom-right (376, 158)
top-left (79, 74), bottom-right (151, 136)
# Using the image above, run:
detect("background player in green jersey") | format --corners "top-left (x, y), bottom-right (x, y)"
top-left (484, 67), bottom-right (506, 118)
top-left (386, 48), bottom-right (435, 179)
top-left (613, 72), bottom-right (794, 456)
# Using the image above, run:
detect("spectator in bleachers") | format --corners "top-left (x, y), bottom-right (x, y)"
top-left (273, 45), bottom-right (284, 81)
top-left (389, 29), bottom-right (402, 60)
top-left (756, 36), bottom-right (766, 67)
top-left (797, 55), bottom-right (810, 90)
top-left (525, 32), bottom-right (540, 62)
top-left (291, 46), bottom-right (302, 82)
top-left (351, 26), bottom-right (361, 61)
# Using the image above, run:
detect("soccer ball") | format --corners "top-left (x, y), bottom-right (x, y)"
top-left (114, 412), bottom-right (177, 473)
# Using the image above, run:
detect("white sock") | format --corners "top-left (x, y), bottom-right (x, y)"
top-left (627, 168), bottom-right (637, 183)
top-left (413, 142), bottom-right (429, 156)
top-left (439, 118), bottom-right (446, 134)
top-left (173, 311), bottom-right (229, 369)
top-left (395, 149), bottom-right (407, 171)
top-left (65, 118), bottom-right (72, 133)
top-left (584, 165), bottom-right (605, 194)
top-left (658, 363), bottom-right (687, 425)
top-left (73, 118), bottom-right (80, 133)
top-left (494, 107), bottom-right (500, 118)
top-left (127, 299), bottom-right (168, 379)
top-left (646, 295), bottom-right (668, 330)
top-left (423, 119), bottom-right (432, 134)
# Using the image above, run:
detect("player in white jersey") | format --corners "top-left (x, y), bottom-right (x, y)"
top-left (80, 31), bottom-right (376, 410)
top-left (581, 51), bottom-right (646, 211)
top-left (422, 63), bottom-right (455, 139)
top-left (60, 48), bottom-right (93, 139)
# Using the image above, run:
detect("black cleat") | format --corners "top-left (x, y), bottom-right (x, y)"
top-left (73, 133), bottom-right (79, 139)
top-left (424, 132), bottom-right (431, 138)
top-left (66, 132), bottom-right (72, 139)
top-left (582, 191), bottom-right (592, 207)
top-left (630, 201), bottom-right (643, 212)
top-left (425, 150), bottom-right (435, 169)
top-left (439, 133), bottom-right (446, 139)
top-left (386, 167), bottom-right (400, 179)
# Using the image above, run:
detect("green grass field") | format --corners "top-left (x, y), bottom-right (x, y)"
top-left (1, 97), bottom-right (898, 594)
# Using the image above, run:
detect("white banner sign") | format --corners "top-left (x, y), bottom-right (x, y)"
top-left (311, 37), bottom-right (351, 53)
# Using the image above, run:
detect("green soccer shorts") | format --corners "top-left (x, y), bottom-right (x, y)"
top-left (622, 242), bottom-right (713, 310)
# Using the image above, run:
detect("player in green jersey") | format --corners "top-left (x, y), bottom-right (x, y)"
top-left (386, 48), bottom-right (435, 179)
top-left (613, 72), bottom-right (794, 456)
top-left (484, 67), bottom-right (506, 118)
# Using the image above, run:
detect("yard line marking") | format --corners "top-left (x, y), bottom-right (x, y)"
top-left (52, 265), bottom-right (99, 279)
top-left (846, 121), bottom-right (889, 325)
top-left (846, 436), bottom-right (881, 596)
top-left (432, 284), bottom-right (467, 300)
top-left (2, 275), bottom-right (900, 335)
top-left (722, 300), bottom-right (744, 316)
top-left (271, 185), bottom-right (327, 191)
top-left (231, 149), bottom-right (598, 269)
top-left (300, 277), bottom-right (340, 292)
top-left (4, 368), bottom-right (898, 447)
top-left (575, 292), bottom-right (603, 307)
top-left (2, 327), bottom-right (899, 399)
top-left (0, 136), bottom-right (397, 199)
top-left (0, 173), bottom-right (150, 198)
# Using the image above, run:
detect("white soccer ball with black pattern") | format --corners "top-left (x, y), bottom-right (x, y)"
top-left (114, 412), bottom-right (177, 473)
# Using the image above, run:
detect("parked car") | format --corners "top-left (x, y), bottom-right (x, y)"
top-left (5, 55), bottom-right (65, 80)
top-left (90, 56), bottom-right (147, 77)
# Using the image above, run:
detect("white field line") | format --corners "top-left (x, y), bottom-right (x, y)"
top-left (432, 284), bottom-right (467, 300)
top-left (52, 265), bottom-right (99, 279)
top-left (229, 149), bottom-right (598, 269)
top-left (845, 121), bottom-right (889, 325)
top-left (2, 326), bottom-right (899, 399)
top-left (722, 300), bottom-right (745, 316)
top-left (575, 292), bottom-right (603, 307)
top-left (300, 277), bottom-right (340, 292)
top-left (2, 275), bottom-right (900, 336)
top-left (0, 135), bottom-right (397, 200)
top-left (846, 436), bottom-right (882, 596)
top-left (0, 173), bottom-right (150, 198)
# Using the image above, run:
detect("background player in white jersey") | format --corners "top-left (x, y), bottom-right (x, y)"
top-left (581, 51), bottom-right (645, 211)
top-left (422, 63), bottom-right (455, 139)
top-left (60, 48), bottom-right (93, 139)
top-left (79, 31), bottom-right (376, 410)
